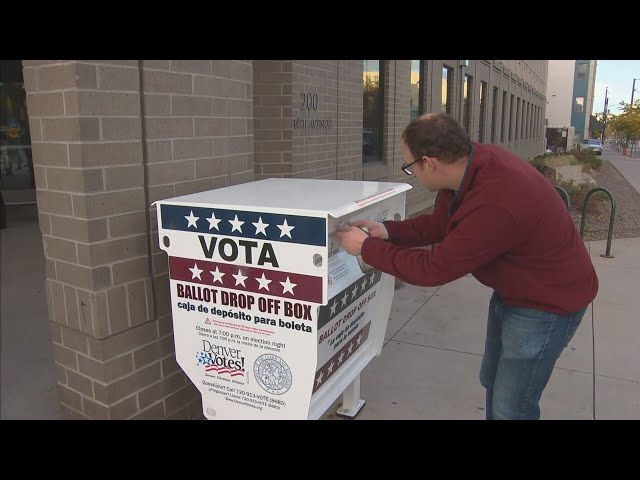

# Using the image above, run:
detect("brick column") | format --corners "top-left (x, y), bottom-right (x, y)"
top-left (24, 60), bottom-right (160, 419)
top-left (253, 61), bottom-right (294, 179)
top-left (24, 60), bottom-right (253, 419)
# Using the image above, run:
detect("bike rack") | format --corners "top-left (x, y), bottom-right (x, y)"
top-left (580, 187), bottom-right (617, 258)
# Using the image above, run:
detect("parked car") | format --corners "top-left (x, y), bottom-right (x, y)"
top-left (581, 139), bottom-right (602, 155)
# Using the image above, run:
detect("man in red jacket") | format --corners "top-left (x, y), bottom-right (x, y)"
top-left (336, 113), bottom-right (598, 420)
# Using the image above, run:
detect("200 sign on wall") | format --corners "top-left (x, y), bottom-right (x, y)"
top-left (300, 92), bottom-right (319, 111)
top-left (294, 91), bottom-right (331, 130)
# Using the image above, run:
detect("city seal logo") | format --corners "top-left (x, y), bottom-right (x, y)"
top-left (254, 354), bottom-right (292, 395)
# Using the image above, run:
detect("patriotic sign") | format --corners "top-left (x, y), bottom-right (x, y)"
top-left (314, 264), bottom-right (382, 394)
top-left (158, 202), bottom-right (327, 420)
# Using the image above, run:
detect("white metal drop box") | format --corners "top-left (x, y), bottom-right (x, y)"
top-left (155, 178), bottom-right (411, 419)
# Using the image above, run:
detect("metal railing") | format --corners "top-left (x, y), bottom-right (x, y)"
top-left (555, 186), bottom-right (571, 210)
top-left (580, 187), bottom-right (617, 258)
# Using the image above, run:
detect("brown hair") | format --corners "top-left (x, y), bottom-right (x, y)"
top-left (401, 113), bottom-right (471, 164)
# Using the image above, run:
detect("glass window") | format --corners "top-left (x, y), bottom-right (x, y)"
top-left (442, 66), bottom-right (453, 114)
top-left (520, 100), bottom-right (525, 140)
top-left (576, 63), bottom-right (588, 80)
top-left (575, 96), bottom-right (585, 113)
top-left (410, 60), bottom-right (423, 121)
top-left (516, 98), bottom-right (521, 141)
top-left (491, 86), bottom-right (498, 143)
top-left (509, 94), bottom-right (514, 141)
top-left (363, 60), bottom-right (384, 164)
top-left (1, 61), bottom-right (34, 194)
top-left (463, 75), bottom-right (473, 133)
top-left (501, 91), bottom-right (507, 143)
top-left (479, 81), bottom-right (487, 143)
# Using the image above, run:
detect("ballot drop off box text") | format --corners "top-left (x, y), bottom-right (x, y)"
top-left (156, 178), bottom-right (411, 419)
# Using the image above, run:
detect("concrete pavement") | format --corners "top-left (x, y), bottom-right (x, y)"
top-left (0, 206), bottom-right (62, 420)
top-left (321, 237), bottom-right (640, 420)
top-left (604, 144), bottom-right (640, 194)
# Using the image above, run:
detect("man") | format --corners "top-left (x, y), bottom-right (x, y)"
top-left (336, 113), bottom-right (598, 420)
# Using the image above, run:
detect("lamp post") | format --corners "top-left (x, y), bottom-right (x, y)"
top-left (602, 87), bottom-right (608, 143)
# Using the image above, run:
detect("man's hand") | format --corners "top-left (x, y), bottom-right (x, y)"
top-left (350, 219), bottom-right (389, 240)
top-left (335, 226), bottom-right (370, 256)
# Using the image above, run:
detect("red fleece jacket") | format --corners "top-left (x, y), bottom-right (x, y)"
top-left (361, 143), bottom-right (598, 315)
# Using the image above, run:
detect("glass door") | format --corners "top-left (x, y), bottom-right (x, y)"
top-left (1, 60), bottom-right (36, 204)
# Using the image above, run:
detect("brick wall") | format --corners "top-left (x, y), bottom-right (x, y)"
top-left (253, 60), bottom-right (362, 181)
top-left (291, 61), bottom-right (338, 179)
top-left (253, 61), bottom-right (293, 179)
top-left (336, 60), bottom-right (363, 181)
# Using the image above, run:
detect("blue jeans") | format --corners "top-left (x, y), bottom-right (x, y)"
top-left (479, 292), bottom-right (587, 420)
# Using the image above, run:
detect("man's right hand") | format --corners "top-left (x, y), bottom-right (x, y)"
top-left (350, 219), bottom-right (389, 240)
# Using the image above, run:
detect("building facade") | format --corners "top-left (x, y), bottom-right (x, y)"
top-left (545, 60), bottom-right (597, 146)
top-left (2, 59), bottom-right (547, 419)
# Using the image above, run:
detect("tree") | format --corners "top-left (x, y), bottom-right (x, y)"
top-left (608, 100), bottom-right (640, 155)
top-left (590, 113), bottom-right (605, 138)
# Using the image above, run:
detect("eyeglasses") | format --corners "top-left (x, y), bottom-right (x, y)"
top-left (401, 159), bottom-right (420, 176)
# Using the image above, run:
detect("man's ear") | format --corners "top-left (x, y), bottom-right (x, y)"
top-left (423, 156), bottom-right (436, 171)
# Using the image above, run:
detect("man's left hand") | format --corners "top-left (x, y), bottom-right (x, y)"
top-left (335, 226), bottom-right (369, 256)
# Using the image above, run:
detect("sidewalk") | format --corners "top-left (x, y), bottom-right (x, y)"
top-left (605, 145), bottom-right (640, 194)
top-left (0, 207), bottom-right (61, 420)
top-left (2, 207), bottom-right (639, 420)
top-left (321, 238), bottom-right (639, 420)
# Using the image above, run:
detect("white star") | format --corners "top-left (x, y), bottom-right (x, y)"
top-left (356, 333), bottom-right (363, 346)
top-left (361, 278), bottom-right (368, 292)
top-left (280, 276), bottom-right (297, 295)
top-left (207, 212), bottom-right (221, 231)
top-left (255, 273), bottom-right (272, 291)
top-left (351, 285), bottom-right (359, 299)
top-left (347, 342), bottom-right (354, 354)
top-left (276, 219), bottom-right (295, 238)
top-left (329, 300), bottom-right (338, 316)
top-left (369, 274), bottom-right (376, 285)
top-left (184, 210), bottom-right (199, 229)
top-left (338, 351), bottom-right (345, 364)
top-left (189, 263), bottom-right (203, 280)
top-left (340, 291), bottom-right (349, 307)
top-left (232, 270), bottom-right (248, 287)
top-left (252, 217), bottom-right (269, 236)
top-left (229, 215), bottom-right (244, 233)
top-left (327, 361), bottom-right (335, 374)
top-left (210, 266), bottom-right (225, 285)
top-left (315, 371), bottom-right (324, 387)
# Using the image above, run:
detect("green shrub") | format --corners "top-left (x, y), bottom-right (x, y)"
top-left (568, 149), bottom-right (602, 170)
top-left (529, 157), bottom-right (555, 181)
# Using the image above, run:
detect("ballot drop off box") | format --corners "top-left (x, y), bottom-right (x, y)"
top-left (156, 178), bottom-right (411, 419)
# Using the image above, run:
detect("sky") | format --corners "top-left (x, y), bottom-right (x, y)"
top-left (593, 60), bottom-right (640, 115)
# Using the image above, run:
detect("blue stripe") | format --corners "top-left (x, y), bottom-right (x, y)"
top-left (160, 204), bottom-right (326, 247)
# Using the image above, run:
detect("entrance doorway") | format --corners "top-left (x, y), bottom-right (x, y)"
top-left (1, 60), bottom-right (35, 208)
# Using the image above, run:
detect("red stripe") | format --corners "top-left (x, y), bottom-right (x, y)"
top-left (205, 366), bottom-right (245, 377)
top-left (205, 366), bottom-right (243, 374)
top-left (169, 256), bottom-right (323, 303)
